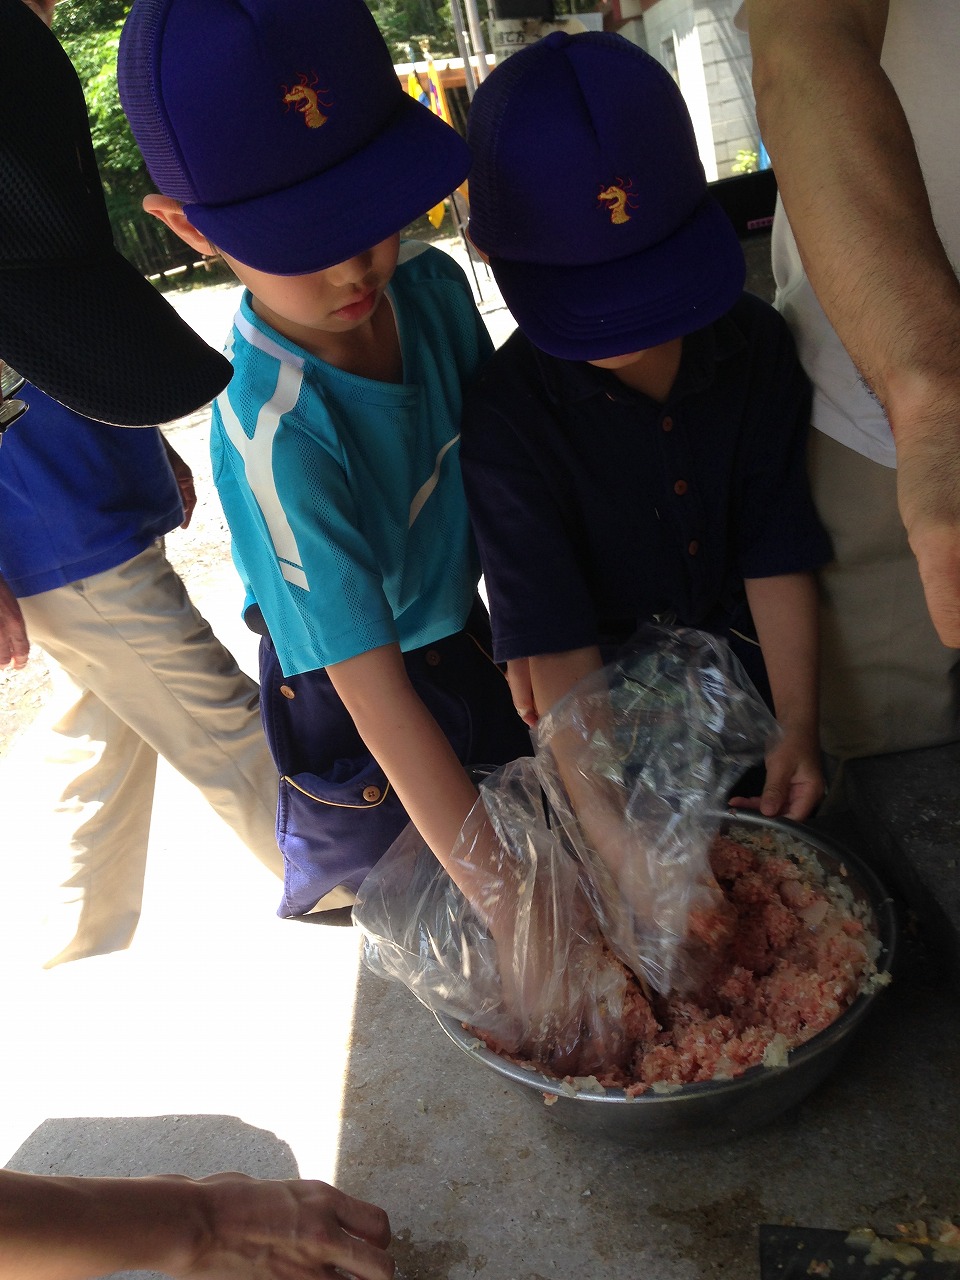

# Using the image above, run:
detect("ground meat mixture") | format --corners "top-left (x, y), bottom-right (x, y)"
top-left (478, 828), bottom-right (886, 1094)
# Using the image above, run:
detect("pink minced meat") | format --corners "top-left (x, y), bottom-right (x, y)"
top-left (611, 834), bottom-right (872, 1093)
top-left (479, 833), bottom-right (877, 1093)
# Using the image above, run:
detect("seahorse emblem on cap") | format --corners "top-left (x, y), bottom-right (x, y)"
top-left (281, 73), bottom-right (332, 129)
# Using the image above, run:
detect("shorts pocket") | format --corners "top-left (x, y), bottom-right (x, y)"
top-left (276, 759), bottom-right (410, 918)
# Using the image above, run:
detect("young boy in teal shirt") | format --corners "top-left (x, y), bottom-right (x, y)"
top-left (118, 0), bottom-right (530, 918)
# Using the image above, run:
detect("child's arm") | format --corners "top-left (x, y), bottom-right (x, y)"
top-left (325, 641), bottom-right (496, 902)
top-left (733, 571), bottom-right (824, 820)
top-left (528, 646), bottom-right (661, 924)
top-left (526, 645), bottom-right (728, 961)
top-left (525, 647), bottom-right (604, 727)
top-left (159, 436), bottom-right (197, 529)
top-left (328, 642), bottom-right (571, 1011)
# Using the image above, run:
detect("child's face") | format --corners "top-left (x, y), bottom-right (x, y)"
top-left (586, 336), bottom-right (683, 400)
top-left (219, 234), bottom-right (401, 348)
top-left (587, 349), bottom-right (649, 371)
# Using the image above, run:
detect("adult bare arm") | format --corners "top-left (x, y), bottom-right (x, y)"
top-left (0, 571), bottom-right (29, 670)
top-left (0, 1170), bottom-right (393, 1280)
top-left (731, 573), bottom-right (823, 820)
top-left (746, 0), bottom-right (960, 646)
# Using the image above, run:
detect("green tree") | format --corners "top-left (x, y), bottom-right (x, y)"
top-left (363, 0), bottom-right (458, 62)
top-left (52, 1), bottom-right (179, 274)
top-left (49, 0), bottom-right (461, 273)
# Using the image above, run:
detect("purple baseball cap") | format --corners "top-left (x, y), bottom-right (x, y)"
top-left (467, 31), bottom-right (746, 360)
top-left (118, 0), bottom-right (472, 276)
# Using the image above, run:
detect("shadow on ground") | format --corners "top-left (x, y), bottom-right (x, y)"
top-left (331, 921), bottom-right (960, 1280)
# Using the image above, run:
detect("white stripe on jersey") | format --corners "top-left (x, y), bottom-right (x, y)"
top-left (218, 325), bottom-right (310, 591)
top-left (409, 433), bottom-right (459, 528)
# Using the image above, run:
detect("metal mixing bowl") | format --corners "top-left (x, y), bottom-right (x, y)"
top-left (435, 811), bottom-right (897, 1148)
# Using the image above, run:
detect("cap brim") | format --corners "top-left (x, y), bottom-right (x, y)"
top-left (0, 251), bottom-right (232, 426)
top-left (488, 195), bottom-right (746, 360)
top-left (186, 96), bottom-right (472, 275)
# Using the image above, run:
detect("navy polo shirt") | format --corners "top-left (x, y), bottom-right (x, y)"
top-left (460, 292), bottom-right (832, 681)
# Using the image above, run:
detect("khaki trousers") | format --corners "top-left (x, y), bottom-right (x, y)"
top-left (2, 543), bottom-right (282, 965)
top-left (809, 431), bottom-right (960, 759)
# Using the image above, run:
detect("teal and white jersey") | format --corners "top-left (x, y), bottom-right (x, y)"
top-left (211, 243), bottom-right (493, 677)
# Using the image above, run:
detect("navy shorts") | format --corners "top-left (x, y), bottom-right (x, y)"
top-left (258, 605), bottom-right (533, 918)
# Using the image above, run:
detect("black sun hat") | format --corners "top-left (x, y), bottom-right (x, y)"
top-left (0, 0), bottom-right (232, 426)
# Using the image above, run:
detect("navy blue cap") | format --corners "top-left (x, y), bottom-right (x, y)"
top-left (467, 32), bottom-right (746, 360)
top-left (118, 0), bottom-right (472, 275)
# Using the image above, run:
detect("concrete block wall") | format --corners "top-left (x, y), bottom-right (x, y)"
top-left (640, 0), bottom-right (760, 181)
top-left (695, 0), bottom-right (759, 175)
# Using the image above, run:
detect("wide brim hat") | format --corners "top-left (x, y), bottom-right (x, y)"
top-left (119, 0), bottom-right (472, 276)
top-left (467, 31), bottom-right (746, 360)
top-left (0, 0), bottom-right (232, 426)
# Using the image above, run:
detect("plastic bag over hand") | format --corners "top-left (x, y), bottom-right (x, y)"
top-left (355, 755), bottom-right (635, 1075)
top-left (533, 625), bottom-right (778, 993)
top-left (354, 626), bottom-right (779, 1066)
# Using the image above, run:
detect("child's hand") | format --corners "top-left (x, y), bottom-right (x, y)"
top-left (728, 727), bottom-right (824, 821)
top-left (506, 657), bottom-right (539, 727)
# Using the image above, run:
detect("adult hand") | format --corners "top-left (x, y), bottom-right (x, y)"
top-left (895, 419), bottom-right (960, 648)
top-left (0, 574), bottom-right (29, 670)
top-left (173, 1174), bottom-right (393, 1280)
top-left (161, 437), bottom-right (198, 529)
top-left (0, 1170), bottom-right (393, 1280)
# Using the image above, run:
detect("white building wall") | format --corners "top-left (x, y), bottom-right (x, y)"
top-left (641, 0), bottom-right (759, 181)
top-left (694, 0), bottom-right (758, 174)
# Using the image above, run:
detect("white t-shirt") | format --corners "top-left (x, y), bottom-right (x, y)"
top-left (771, 0), bottom-right (960, 467)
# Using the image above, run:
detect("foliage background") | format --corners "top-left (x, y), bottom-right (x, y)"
top-left (52, 0), bottom-right (461, 276)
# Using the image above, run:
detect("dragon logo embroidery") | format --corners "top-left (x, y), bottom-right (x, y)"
top-left (281, 73), bottom-right (332, 129)
top-left (597, 177), bottom-right (639, 225)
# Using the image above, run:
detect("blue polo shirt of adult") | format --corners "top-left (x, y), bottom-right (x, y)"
top-left (0, 383), bottom-right (182, 598)
top-left (460, 292), bottom-right (833, 680)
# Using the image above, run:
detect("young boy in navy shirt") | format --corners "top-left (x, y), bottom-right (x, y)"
top-left (117, 0), bottom-right (530, 919)
top-left (461, 32), bottom-right (833, 821)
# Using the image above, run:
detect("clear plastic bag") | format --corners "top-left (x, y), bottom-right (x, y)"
top-left (534, 625), bottom-right (779, 993)
top-left (355, 755), bottom-right (633, 1074)
top-left (354, 626), bottom-right (779, 1068)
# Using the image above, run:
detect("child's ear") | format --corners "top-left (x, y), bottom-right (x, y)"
top-left (464, 225), bottom-right (490, 265)
top-left (142, 194), bottom-right (216, 257)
